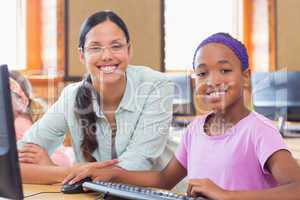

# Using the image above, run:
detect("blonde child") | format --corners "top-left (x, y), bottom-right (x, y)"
top-left (9, 71), bottom-right (73, 167)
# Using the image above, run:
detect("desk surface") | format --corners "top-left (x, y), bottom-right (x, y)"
top-left (22, 184), bottom-right (157, 200)
top-left (23, 184), bottom-right (100, 200)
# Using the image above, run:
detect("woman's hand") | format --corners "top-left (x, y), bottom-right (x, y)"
top-left (18, 143), bottom-right (55, 166)
top-left (63, 159), bottom-right (119, 184)
top-left (187, 178), bottom-right (230, 200)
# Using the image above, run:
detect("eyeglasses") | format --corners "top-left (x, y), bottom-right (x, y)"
top-left (81, 43), bottom-right (130, 56)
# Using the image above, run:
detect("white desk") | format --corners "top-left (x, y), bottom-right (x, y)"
top-left (23, 184), bottom-right (99, 200)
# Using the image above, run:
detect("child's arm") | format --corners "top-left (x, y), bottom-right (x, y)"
top-left (67, 156), bottom-right (187, 190)
top-left (114, 157), bottom-right (187, 189)
top-left (188, 150), bottom-right (300, 200)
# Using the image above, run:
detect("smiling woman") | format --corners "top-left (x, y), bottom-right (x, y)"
top-left (18, 10), bottom-right (174, 184)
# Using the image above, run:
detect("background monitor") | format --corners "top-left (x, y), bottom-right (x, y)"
top-left (0, 64), bottom-right (23, 199)
top-left (273, 71), bottom-right (300, 122)
top-left (167, 74), bottom-right (196, 126)
top-left (251, 72), bottom-right (277, 120)
top-left (252, 71), bottom-right (300, 134)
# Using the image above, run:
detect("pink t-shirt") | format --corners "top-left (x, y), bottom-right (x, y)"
top-left (15, 116), bottom-right (32, 140)
top-left (175, 112), bottom-right (288, 190)
top-left (15, 116), bottom-right (73, 167)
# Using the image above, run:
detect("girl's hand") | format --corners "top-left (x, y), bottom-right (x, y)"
top-left (187, 178), bottom-right (230, 200)
top-left (63, 159), bottom-right (119, 184)
top-left (18, 143), bottom-right (55, 166)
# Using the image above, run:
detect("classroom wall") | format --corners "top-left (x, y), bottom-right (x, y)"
top-left (276, 0), bottom-right (300, 71)
top-left (64, 0), bottom-right (300, 78)
top-left (65, 0), bottom-right (162, 79)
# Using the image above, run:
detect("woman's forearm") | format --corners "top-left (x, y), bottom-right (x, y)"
top-left (20, 163), bottom-right (70, 184)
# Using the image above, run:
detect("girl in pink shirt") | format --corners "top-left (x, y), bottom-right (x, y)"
top-left (65, 33), bottom-right (300, 200)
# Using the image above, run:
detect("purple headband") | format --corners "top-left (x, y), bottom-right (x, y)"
top-left (192, 33), bottom-right (249, 71)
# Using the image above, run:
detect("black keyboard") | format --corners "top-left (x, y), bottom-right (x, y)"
top-left (83, 181), bottom-right (208, 200)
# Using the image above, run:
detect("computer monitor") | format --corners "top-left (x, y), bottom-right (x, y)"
top-left (273, 71), bottom-right (300, 122)
top-left (251, 72), bottom-right (277, 120)
top-left (167, 74), bottom-right (196, 126)
top-left (0, 64), bottom-right (23, 199)
top-left (252, 71), bottom-right (300, 134)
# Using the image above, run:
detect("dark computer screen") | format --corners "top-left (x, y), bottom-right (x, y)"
top-left (167, 74), bottom-right (196, 127)
top-left (252, 71), bottom-right (300, 122)
top-left (0, 64), bottom-right (23, 199)
top-left (252, 72), bottom-right (277, 120)
top-left (167, 74), bottom-right (196, 116)
top-left (273, 71), bottom-right (300, 122)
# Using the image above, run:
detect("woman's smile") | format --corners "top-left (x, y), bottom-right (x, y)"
top-left (96, 64), bottom-right (119, 74)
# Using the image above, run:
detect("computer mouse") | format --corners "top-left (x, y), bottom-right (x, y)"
top-left (61, 177), bottom-right (92, 194)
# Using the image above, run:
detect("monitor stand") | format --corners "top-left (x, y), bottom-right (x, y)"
top-left (278, 115), bottom-right (300, 137)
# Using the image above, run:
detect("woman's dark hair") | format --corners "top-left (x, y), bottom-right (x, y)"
top-left (76, 10), bottom-right (130, 162)
top-left (75, 76), bottom-right (98, 162)
top-left (79, 10), bottom-right (130, 49)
